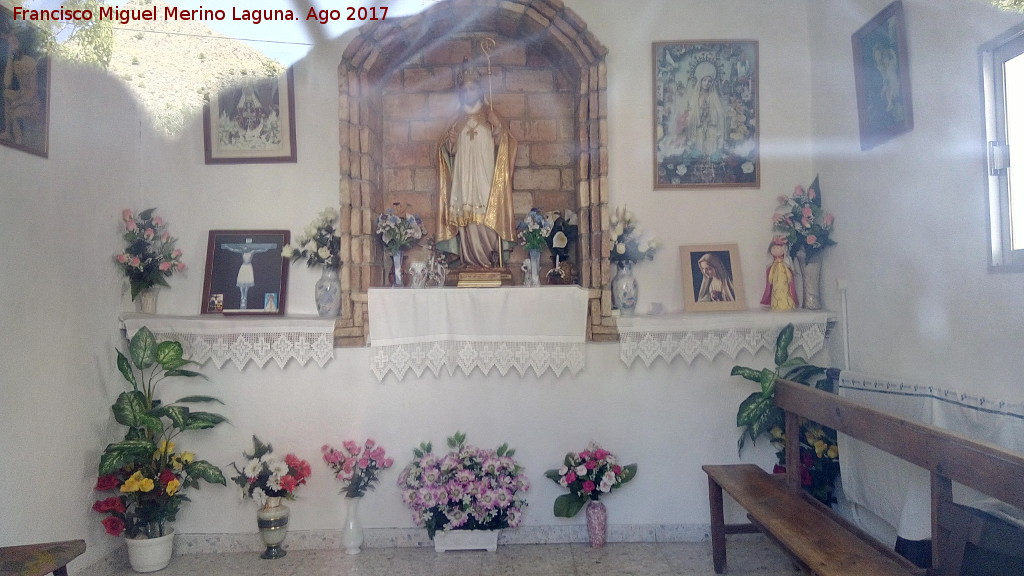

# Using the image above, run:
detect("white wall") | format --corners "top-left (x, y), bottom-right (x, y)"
top-left (4, 0), bottom-right (1024, 571)
top-left (807, 0), bottom-right (1024, 399)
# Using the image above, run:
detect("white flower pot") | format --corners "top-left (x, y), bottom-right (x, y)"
top-left (433, 529), bottom-right (499, 552)
top-left (124, 529), bottom-right (174, 573)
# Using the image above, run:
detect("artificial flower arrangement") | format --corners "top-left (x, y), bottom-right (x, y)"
top-left (608, 205), bottom-right (659, 263)
top-left (376, 207), bottom-right (426, 255)
top-left (771, 175), bottom-right (836, 260)
top-left (544, 443), bottom-right (637, 517)
top-left (516, 208), bottom-right (553, 251)
top-left (768, 422), bottom-right (841, 505)
top-left (396, 431), bottom-right (529, 539)
top-left (93, 327), bottom-right (227, 539)
top-left (230, 436), bottom-right (312, 508)
top-left (115, 208), bottom-right (186, 300)
top-left (283, 207), bottom-right (342, 269)
top-left (322, 439), bottom-right (395, 498)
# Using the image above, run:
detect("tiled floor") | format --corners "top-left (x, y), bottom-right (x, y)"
top-left (80, 534), bottom-right (801, 576)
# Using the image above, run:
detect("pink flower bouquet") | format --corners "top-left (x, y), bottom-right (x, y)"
top-left (544, 442), bottom-right (637, 517)
top-left (322, 439), bottom-right (394, 498)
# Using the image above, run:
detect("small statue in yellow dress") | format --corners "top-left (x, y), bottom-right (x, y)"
top-left (760, 237), bottom-right (798, 310)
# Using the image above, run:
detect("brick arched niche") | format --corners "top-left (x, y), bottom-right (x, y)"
top-left (333, 0), bottom-right (617, 347)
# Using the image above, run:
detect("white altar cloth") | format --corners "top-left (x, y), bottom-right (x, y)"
top-left (368, 286), bottom-right (590, 381)
top-left (120, 313), bottom-right (336, 370)
top-left (616, 310), bottom-right (833, 367)
top-left (837, 370), bottom-right (1024, 541)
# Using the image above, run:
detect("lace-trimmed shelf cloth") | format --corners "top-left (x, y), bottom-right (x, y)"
top-left (368, 286), bottom-right (590, 381)
top-left (616, 310), bottom-right (834, 367)
top-left (120, 313), bottom-right (336, 370)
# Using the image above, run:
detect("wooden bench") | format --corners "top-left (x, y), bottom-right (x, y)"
top-left (703, 378), bottom-right (1024, 576)
top-left (0, 540), bottom-right (86, 576)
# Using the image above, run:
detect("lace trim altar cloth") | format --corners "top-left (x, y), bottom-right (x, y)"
top-left (120, 313), bottom-right (336, 370)
top-left (368, 286), bottom-right (590, 381)
top-left (616, 310), bottom-right (833, 367)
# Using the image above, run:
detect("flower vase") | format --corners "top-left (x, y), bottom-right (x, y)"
top-left (256, 497), bottom-right (289, 559)
top-left (801, 252), bottom-right (823, 310)
top-left (125, 529), bottom-right (174, 573)
top-left (529, 249), bottom-right (541, 286)
top-left (611, 260), bottom-right (638, 316)
top-left (136, 288), bottom-right (159, 314)
top-left (341, 496), bottom-right (364, 555)
top-left (585, 500), bottom-right (608, 548)
top-left (315, 266), bottom-right (341, 317)
top-left (391, 252), bottom-right (404, 287)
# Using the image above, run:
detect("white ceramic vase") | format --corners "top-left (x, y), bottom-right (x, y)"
top-left (124, 529), bottom-right (174, 573)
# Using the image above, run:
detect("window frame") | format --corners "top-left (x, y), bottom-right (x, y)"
top-left (982, 24), bottom-right (1024, 272)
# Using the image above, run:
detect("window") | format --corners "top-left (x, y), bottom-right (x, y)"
top-left (983, 25), bottom-right (1024, 270)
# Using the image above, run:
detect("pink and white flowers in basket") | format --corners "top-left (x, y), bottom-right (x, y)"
top-left (322, 439), bottom-right (394, 498)
top-left (397, 432), bottom-right (529, 539)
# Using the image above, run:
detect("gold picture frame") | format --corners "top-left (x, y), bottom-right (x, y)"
top-left (680, 244), bottom-right (746, 312)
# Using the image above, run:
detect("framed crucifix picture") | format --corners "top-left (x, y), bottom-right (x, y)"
top-left (201, 230), bottom-right (289, 315)
top-left (653, 41), bottom-right (759, 188)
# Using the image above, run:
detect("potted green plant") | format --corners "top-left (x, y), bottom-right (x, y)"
top-left (92, 327), bottom-right (227, 572)
top-left (730, 323), bottom-right (840, 504)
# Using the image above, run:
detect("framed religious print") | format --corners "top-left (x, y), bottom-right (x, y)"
top-left (852, 1), bottom-right (913, 151)
top-left (653, 41), bottom-right (758, 188)
top-left (201, 230), bottom-right (289, 315)
top-left (680, 244), bottom-right (746, 312)
top-left (0, 6), bottom-right (51, 158)
top-left (203, 68), bottom-right (296, 164)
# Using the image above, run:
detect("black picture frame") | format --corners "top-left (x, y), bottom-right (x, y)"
top-left (203, 68), bottom-right (297, 164)
top-left (201, 230), bottom-right (289, 315)
top-left (852, 1), bottom-right (914, 151)
top-left (0, 6), bottom-right (51, 158)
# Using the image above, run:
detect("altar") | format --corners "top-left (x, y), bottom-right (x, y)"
top-left (367, 286), bottom-right (590, 381)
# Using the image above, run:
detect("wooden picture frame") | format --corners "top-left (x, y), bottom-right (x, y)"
top-left (0, 6), bottom-right (50, 158)
top-left (680, 244), bottom-right (746, 312)
top-left (852, 1), bottom-right (913, 151)
top-left (653, 40), bottom-right (759, 188)
top-left (201, 230), bottom-right (289, 315)
top-left (203, 68), bottom-right (296, 164)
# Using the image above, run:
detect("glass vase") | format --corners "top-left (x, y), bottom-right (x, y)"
top-left (611, 260), bottom-right (638, 316)
top-left (529, 249), bottom-right (541, 286)
top-left (341, 496), bottom-right (364, 555)
top-left (585, 500), bottom-right (608, 548)
top-left (256, 497), bottom-right (289, 559)
top-left (315, 266), bottom-right (341, 317)
top-left (392, 251), bottom-right (404, 287)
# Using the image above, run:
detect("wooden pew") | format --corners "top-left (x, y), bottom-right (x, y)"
top-left (0, 540), bottom-right (86, 576)
top-left (703, 378), bottom-right (1024, 575)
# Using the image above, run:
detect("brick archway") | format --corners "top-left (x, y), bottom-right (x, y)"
top-left (333, 0), bottom-right (616, 346)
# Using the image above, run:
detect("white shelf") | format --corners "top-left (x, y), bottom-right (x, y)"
top-left (119, 313), bottom-right (337, 370)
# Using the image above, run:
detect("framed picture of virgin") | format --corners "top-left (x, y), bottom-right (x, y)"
top-left (653, 41), bottom-right (758, 188)
top-left (680, 244), bottom-right (747, 312)
top-left (0, 6), bottom-right (50, 158)
top-left (203, 68), bottom-right (296, 164)
top-left (852, 1), bottom-right (913, 151)
top-left (201, 230), bottom-right (289, 315)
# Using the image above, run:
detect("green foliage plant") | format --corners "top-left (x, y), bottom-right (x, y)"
top-left (93, 327), bottom-right (227, 538)
top-left (731, 323), bottom-right (829, 454)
